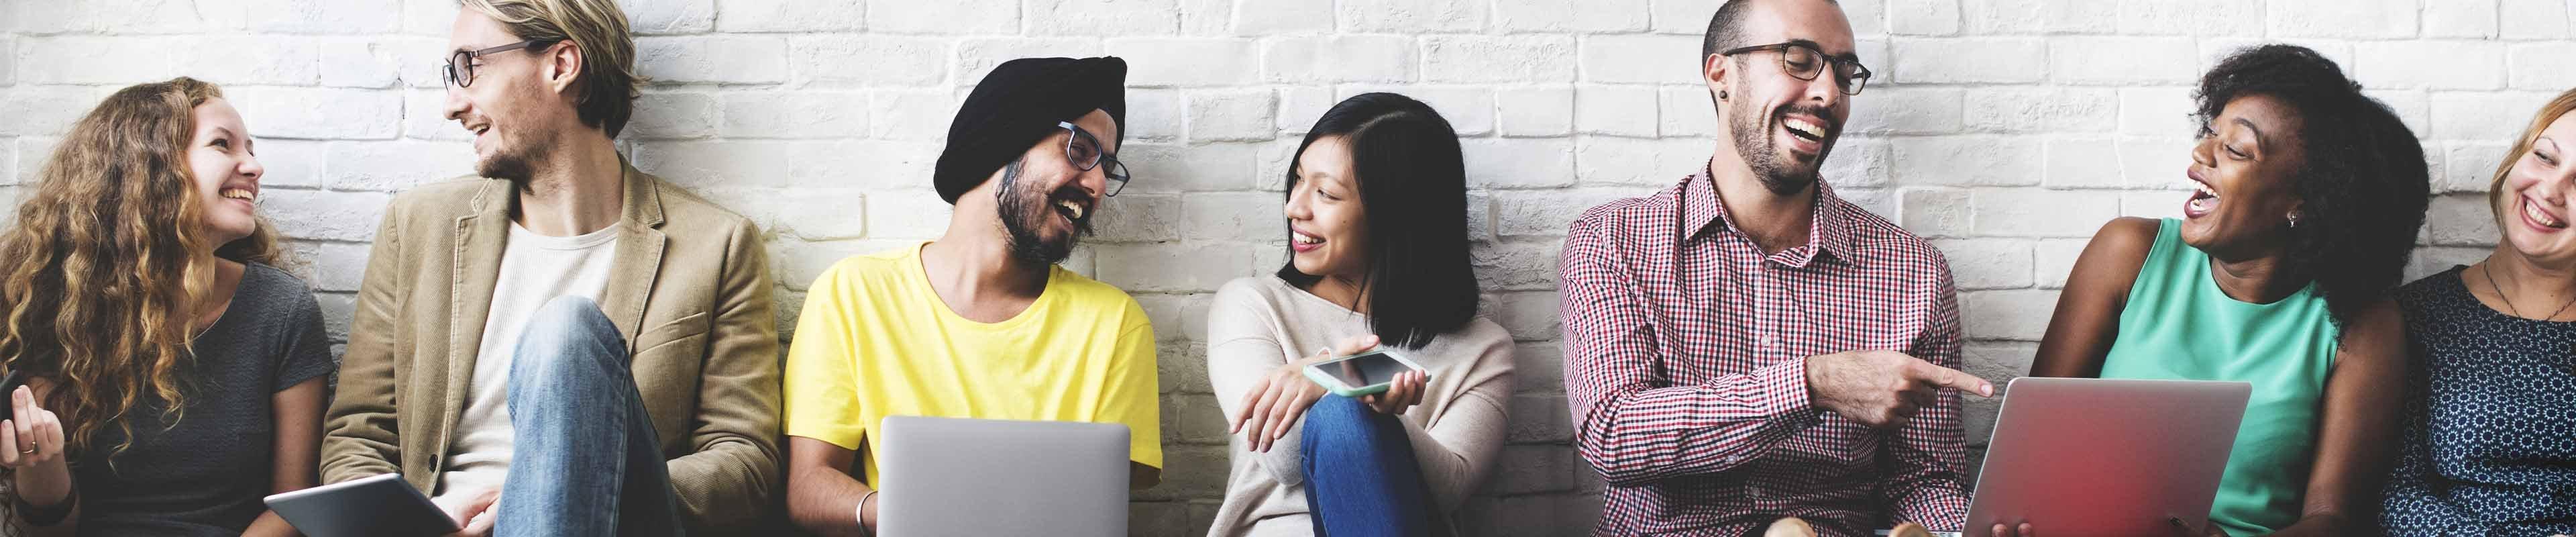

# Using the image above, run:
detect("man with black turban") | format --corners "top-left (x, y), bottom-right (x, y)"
top-left (778, 56), bottom-right (1163, 536)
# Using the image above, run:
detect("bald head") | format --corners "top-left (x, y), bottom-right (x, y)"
top-left (1703, 0), bottom-right (1847, 60)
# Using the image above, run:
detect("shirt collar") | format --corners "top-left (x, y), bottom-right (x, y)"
top-left (1680, 164), bottom-right (1860, 268)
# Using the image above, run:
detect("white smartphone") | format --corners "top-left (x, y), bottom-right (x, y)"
top-left (1300, 348), bottom-right (1428, 397)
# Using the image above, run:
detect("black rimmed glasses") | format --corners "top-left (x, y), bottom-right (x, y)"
top-left (1056, 121), bottom-right (1131, 197)
top-left (443, 39), bottom-right (560, 88)
top-left (1721, 42), bottom-right (1872, 95)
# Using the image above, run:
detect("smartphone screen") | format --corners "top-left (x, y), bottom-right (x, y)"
top-left (1317, 351), bottom-right (1411, 389)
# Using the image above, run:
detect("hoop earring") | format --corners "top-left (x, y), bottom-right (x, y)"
top-left (2286, 213), bottom-right (2300, 228)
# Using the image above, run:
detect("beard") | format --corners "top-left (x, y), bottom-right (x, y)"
top-left (996, 159), bottom-right (1095, 264)
top-left (1725, 93), bottom-right (1837, 196)
top-left (476, 127), bottom-right (554, 193)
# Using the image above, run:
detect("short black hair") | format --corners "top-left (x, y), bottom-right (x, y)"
top-left (1703, 0), bottom-right (1839, 60)
top-left (1276, 93), bottom-right (1479, 349)
top-left (2194, 44), bottom-right (2430, 328)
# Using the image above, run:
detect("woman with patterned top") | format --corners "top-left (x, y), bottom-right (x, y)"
top-left (2377, 87), bottom-right (2576, 536)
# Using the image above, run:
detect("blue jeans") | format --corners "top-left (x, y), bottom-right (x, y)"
top-left (496, 297), bottom-right (684, 537)
top-left (1300, 395), bottom-right (1435, 536)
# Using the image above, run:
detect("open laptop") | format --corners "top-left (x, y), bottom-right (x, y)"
top-left (1956, 377), bottom-right (2251, 537)
top-left (875, 416), bottom-right (1130, 537)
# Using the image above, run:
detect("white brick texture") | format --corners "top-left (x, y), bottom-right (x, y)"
top-left (5, 1), bottom-right (2553, 535)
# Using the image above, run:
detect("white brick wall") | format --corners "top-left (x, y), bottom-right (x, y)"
top-left (6, 0), bottom-right (2569, 534)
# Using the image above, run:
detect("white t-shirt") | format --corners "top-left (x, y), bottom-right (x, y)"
top-left (432, 222), bottom-right (621, 507)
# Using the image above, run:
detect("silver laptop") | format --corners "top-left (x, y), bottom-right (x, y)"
top-left (1962, 377), bottom-right (2251, 537)
top-left (876, 416), bottom-right (1131, 537)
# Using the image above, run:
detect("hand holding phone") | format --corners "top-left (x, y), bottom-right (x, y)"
top-left (1299, 349), bottom-right (1428, 397)
top-left (1228, 334), bottom-right (1380, 452)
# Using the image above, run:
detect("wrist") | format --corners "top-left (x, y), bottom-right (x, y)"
top-left (13, 462), bottom-right (72, 507)
top-left (856, 489), bottom-right (879, 535)
top-left (13, 476), bottom-right (75, 526)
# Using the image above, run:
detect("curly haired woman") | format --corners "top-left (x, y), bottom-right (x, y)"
top-left (0, 77), bottom-right (335, 536)
top-left (2019, 44), bottom-right (2430, 537)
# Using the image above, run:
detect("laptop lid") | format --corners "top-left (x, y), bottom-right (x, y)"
top-left (1963, 377), bottom-right (2251, 537)
top-left (875, 416), bottom-right (1130, 537)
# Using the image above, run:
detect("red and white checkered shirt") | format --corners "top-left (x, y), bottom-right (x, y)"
top-left (1558, 168), bottom-right (1971, 537)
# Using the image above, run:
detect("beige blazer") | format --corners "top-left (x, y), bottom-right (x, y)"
top-left (319, 162), bottom-right (782, 530)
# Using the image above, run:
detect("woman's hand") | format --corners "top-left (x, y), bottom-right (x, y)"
top-left (1228, 334), bottom-right (1379, 452)
top-left (1360, 369), bottom-right (1426, 415)
top-left (1, 385), bottom-right (70, 507)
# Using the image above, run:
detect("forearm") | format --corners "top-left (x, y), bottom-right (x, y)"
top-left (786, 462), bottom-right (873, 536)
top-left (13, 473), bottom-right (78, 537)
top-left (1884, 471), bottom-right (1970, 530)
top-left (2263, 512), bottom-right (2355, 537)
top-left (11, 463), bottom-right (70, 507)
top-left (17, 502), bottom-right (76, 537)
top-left (1572, 358), bottom-right (1817, 486)
top-left (1399, 416), bottom-right (1477, 512)
top-left (1408, 381), bottom-right (1511, 511)
top-left (242, 511), bottom-right (298, 537)
top-left (1206, 336), bottom-right (1301, 481)
top-left (665, 438), bottom-right (780, 528)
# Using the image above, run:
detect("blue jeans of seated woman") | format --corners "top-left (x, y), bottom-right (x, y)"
top-left (1300, 395), bottom-right (1434, 536)
top-left (496, 297), bottom-right (685, 537)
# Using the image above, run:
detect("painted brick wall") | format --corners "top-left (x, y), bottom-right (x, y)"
top-left (5, 0), bottom-right (2569, 535)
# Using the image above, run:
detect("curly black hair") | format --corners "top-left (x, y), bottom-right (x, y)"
top-left (2193, 44), bottom-right (2430, 328)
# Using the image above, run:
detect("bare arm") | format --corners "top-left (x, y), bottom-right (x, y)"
top-left (241, 377), bottom-right (327, 537)
top-left (2265, 299), bottom-right (2406, 536)
top-left (785, 436), bottom-right (873, 536)
top-left (2030, 217), bottom-right (2158, 379)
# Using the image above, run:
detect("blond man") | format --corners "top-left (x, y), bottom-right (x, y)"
top-left (318, 0), bottom-right (781, 535)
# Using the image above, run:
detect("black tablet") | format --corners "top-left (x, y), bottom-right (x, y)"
top-left (264, 473), bottom-right (461, 537)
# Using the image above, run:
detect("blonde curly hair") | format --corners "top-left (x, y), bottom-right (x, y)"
top-left (0, 77), bottom-right (286, 458)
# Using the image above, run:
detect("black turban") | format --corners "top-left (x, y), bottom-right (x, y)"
top-left (931, 56), bottom-right (1128, 204)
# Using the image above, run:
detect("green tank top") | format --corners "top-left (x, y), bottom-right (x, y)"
top-left (2097, 219), bottom-right (2339, 536)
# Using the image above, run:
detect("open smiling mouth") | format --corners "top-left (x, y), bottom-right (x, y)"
top-left (1052, 197), bottom-right (1088, 223)
top-left (2188, 180), bottom-right (2218, 213)
top-left (1783, 117), bottom-right (1827, 143)
top-left (2522, 195), bottom-right (2567, 230)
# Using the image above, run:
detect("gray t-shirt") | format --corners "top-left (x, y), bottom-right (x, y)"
top-left (68, 262), bottom-right (336, 536)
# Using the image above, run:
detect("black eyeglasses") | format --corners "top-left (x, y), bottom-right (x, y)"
top-left (1721, 42), bottom-right (1872, 95)
top-left (443, 39), bottom-right (559, 88)
top-left (1057, 121), bottom-right (1131, 197)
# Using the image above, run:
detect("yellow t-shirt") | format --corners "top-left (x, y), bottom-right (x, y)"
top-left (783, 242), bottom-right (1162, 487)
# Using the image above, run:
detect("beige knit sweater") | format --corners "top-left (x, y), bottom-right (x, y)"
top-left (1202, 276), bottom-right (1516, 537)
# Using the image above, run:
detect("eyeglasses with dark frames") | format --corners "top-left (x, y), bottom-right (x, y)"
top-left (443, 39), bottom-right (561, 88)
top-left (1720, 42), bottom-right (1872, 95)
top-left (1056, 121), bottom-right (1131, 197)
